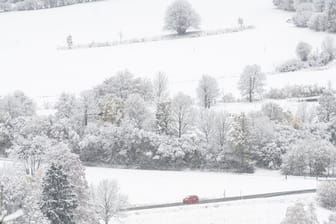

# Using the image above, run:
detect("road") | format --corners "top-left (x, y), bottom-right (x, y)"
top-left (124, 189), bottom-right (316, 212)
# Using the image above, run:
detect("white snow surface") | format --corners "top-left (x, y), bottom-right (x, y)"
top-left (0, 0), bottom-right (335, 108)
top-left (85, 167), bottom-right (318, 206)
top-left (120, 194), bottom-right (331, 224)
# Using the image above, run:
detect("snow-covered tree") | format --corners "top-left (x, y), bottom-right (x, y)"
top-left (281, 202), bottom-right (319, 224)
top-left (282, 138), bottom-right (334, 177)
top-left (317, 180), bottom-right (336, 209)
top-left (99, 95), bottom-right (124, 126)
top-left (164, 0), bottom-right (201, 35)
top-left (261, 102), bottom-right (286, 122)
top-left (196, 75), bottom-right (219, 108)
top-left (153, 71), bottom-right (169, 103)
top-left (325, 0), bottom-right (336, 32)
top-left (296, 41), bottom-right (312, 61)
top-left (40, 163), bottom-right (78, 224)
top-left (10, 135), bottom-right (52, 176)
top-left (322, 36), bottom-right (336, 60)
top-left (238, 65), bottom-right (266, 102)
top-left (274, 0), bottom-right (296, 11)
top-left (213, 111), bottom-right (230, 148)
top-left (155, 101), bottom-right (172, 135)
top-left (0, 91), bottom-right (36, 118)
top-left (96, 70), bottom-right (152, 101)
top-left (46, 144), bottom-right (99, 224)
top-left (171, 92), bottom-right (194, 137)
top-left (317, 91), bottom-right (336, 122)
top-left (197, 109), bottom-right (216, 144)
top-left (227, 113), bottom-right (254, 172)
top-left (308, 12), bottom-right (328, 31)
top-left (326, 214), bottom-right (336, 224)
top-left (293, 3), bottom-right (314, 27)
top-left (55, 93), bottom-right (78, 119)
top-left (313, 0), bottom-right (326, 11)
top-left (124, 94), bottom-right (152, 129)
top-left (66, 35), bottom-right (73, 49)
top-left (93, 179), bottom-right (128, 224)
top-left (0, 166), bottom-right (49, 224)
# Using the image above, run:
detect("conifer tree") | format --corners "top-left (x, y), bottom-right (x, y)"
top-left (40, 163), bottom-right (78, 224)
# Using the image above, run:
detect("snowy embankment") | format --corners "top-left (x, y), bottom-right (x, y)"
top-left (85, 167), bottom-right (318, 206)
top-left (120, 194), bottom-right (331, 224)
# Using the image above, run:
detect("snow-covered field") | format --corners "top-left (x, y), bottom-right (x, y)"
top-left (85, 167), bottom-right (318, 206)
top-left (0, 0), bottom-right (335, 109)
top-left (120, 194), bottom-right (331, 224)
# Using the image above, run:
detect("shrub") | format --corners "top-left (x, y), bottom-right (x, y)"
top-left (308, 12), bottom-right (328, 31)
top-left (308, 50), bottom-right (331, 67)
top-left (296, 41), bottom-right (312, 61)
top-left (317, 181), bottom-right (336, 209)
top-left (164, 0), bottom-right (201, 35)
top-left (276, 59), bottom-right (305, 72)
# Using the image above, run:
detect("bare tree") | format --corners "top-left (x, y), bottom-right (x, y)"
top-left (238, 65), bottom-right (266, 103)
top-left (93, 179), bottom-right (128, 224)
top-left (153, 71), bottom-right (169, 103)
top-left (197, 109), bottom-right (216, 143)
top-left (196, 75), bottom-right (220, 109)
top-left (171, 92), bottom-right (194, 138)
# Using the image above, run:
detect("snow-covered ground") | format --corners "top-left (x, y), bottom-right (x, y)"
top-left (120, 194), bottom-right (331, 224)
top-left (85, 167), bottom-right (318, 206)
top-left (0, 0), bottom-right (335, 109)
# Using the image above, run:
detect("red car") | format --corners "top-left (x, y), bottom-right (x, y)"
top-left (183, 195), bottom-right (199, 204)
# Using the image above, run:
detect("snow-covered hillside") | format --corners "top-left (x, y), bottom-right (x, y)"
top-left (0, 0), bottom-right (334, 108)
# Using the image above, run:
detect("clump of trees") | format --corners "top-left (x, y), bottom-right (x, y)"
top-left (0, 0), bottom-right (99, 12)
top-left (277, 38), bottom-right (335, 73)
top-left (164, 0), bottom-right (201, 35)
top-left (273, 0), bottom-right (336, 34)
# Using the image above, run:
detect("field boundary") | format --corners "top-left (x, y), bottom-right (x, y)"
top-left (123, 189), bottom-right (316, 212)
top-left (58, 25), bottom-right (255, 50)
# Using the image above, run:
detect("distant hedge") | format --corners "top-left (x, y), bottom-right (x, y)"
top-left (0, 0), bottom-right (100, 12)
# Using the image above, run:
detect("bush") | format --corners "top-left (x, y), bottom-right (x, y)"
top-left (317, 181), bottom-right (336, 209)
top-left (308, 12), bottom-right (328, 31)
top-left (276, 59), bottom-right (305, 72)
top-left (296, 41), bottom-right (312, 61)
top-left (308, 50), bottom-right (332, 67)
top-left (164, 0), bottom-right (201, 35)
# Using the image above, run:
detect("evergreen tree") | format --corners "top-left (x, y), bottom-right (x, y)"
top-left (227, 113), bottom-right (254, 172)
top-left (156, 101), bottom-right (172, 135)
top-left (40, 163), bottom-right (78, 224)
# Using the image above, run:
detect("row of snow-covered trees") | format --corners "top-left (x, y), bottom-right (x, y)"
top-left (273, 0), bottom-right (336, 33)
top-left (2, 70), bottom-right (336, 175)
top-left (0, 0), bottom-right (99, 12)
